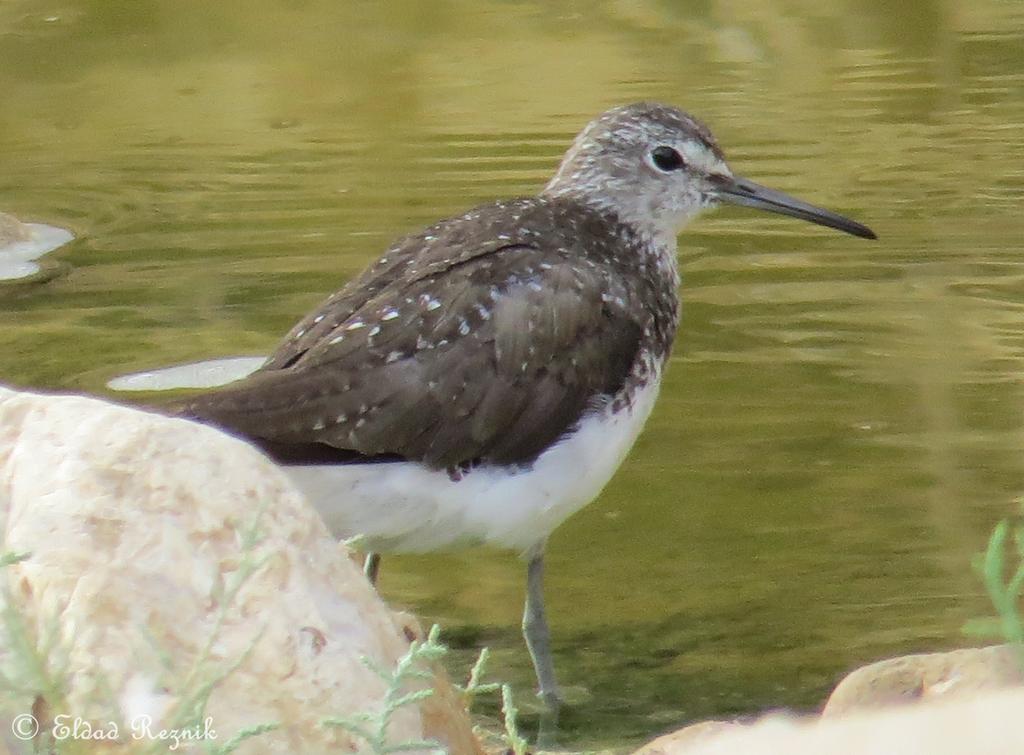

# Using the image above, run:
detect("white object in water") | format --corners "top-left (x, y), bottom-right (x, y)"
top-left (107, 356), bottom-right (267, 392)
top-left (0, 212), bottom-right (74, 281)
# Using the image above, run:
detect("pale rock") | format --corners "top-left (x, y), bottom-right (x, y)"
top-left (106, 357), bottom-right (267, 392)
top-left (823, 645), bottom-right (1024, 715)
top-left (0, 386), bottom-right (479, 754)
top-left (0, 213), bottom-right (31, 245)
top-left (632, 720), bottom-right (743, 754)
top-left (632, 687), bottom-right (1024, 755)
top-left (0, 213), bottom-right (73, 281)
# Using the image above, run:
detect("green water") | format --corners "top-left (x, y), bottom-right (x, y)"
top-left (2, 0), bottom-right (1024, 748)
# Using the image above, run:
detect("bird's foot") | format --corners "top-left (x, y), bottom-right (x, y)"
top-left (535, 689), bottom-right (561, 749)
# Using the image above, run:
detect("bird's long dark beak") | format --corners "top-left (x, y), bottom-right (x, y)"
top-left (712, 175), bottom-right (877, 240)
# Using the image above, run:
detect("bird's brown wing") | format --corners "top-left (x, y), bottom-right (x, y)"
top-left (259, 225), bottom-right (431, 371)
top-left (179, 242), bottom-right (643, 469)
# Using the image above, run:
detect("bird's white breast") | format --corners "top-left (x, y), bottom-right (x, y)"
top-left (286, 376), bottom-right (662, 554)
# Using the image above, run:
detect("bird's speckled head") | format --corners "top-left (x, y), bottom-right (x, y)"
top-left (543, 103), bottom-right (730, 244)
top-left (543, 102), bottom-right (877, 245)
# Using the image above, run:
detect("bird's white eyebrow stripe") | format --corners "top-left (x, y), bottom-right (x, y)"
top-left (680, 140), bottom-right (721, 173)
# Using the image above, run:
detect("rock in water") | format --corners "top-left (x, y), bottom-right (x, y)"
top-left (0, 385), bottom-right (479, 754)
top-left (0, 212), bottom-right (73, 281)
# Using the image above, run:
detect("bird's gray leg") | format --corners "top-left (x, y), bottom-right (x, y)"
top-left (364, 552), bottom-right (381, 585)
top-left (523, 542), bottom-right (562, 712)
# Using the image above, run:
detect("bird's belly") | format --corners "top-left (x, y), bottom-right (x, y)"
top-left (285, 378), bottom-right (662, 554)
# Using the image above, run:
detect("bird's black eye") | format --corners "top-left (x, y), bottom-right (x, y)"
top-left (651, 146), bottom-right (685, 172)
